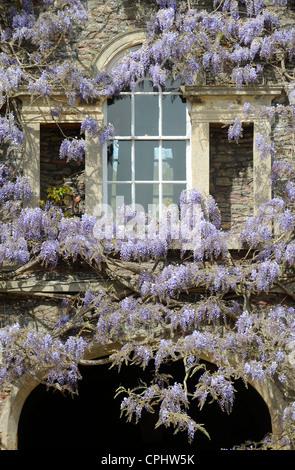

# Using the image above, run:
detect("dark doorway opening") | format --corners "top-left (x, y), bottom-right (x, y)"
top-left (18, 360), bottom-right (272, 451)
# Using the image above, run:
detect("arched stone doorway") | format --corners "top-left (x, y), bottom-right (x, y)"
top-left (17, 360), bottom-right (272, 451)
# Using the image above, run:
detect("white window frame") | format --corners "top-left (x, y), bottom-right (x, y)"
top-left (103, 78), bottom-right (191, 215)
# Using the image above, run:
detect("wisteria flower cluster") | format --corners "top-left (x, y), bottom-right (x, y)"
top-left (0, 114), bottom-right (24, 156)
top-left (98, 0), bottom-right (288, 95)
top-left (0, 323), bottom-right (87, 394)
top-left (59, 137), bottom-right (87, 162)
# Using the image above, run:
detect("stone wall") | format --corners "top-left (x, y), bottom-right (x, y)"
top-left (76, 0), bottom-right (155, 69)
top-left (210, 123), bottom-right (254, 230)
top-left (0, 295), bottom-right (60, 329)
top-left (75, 1), bottom-right (224, 70)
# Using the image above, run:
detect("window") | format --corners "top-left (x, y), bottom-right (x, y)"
top-left (105, 78), bottom-right (190, 216)
top-left (21, 30), bottom-right (280, 222)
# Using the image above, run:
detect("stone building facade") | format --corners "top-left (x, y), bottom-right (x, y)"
top-left (0, 0), bottom-right (295, 451)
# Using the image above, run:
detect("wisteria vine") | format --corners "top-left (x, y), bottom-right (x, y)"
top-left (0, 0), bottom-right (295, 451)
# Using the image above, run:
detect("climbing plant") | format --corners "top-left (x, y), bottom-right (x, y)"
top-left (0, 0), bottom-right (295, 450)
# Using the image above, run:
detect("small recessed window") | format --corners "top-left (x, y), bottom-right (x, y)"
top-left (209, 123), bottom-right (254, 229)
top-left (40, 123), bottom-right (85, 216)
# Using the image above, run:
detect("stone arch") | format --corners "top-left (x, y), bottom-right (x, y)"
top-left (0, 343), bottom-right (114, 449)
top-left (91, 29), bottom-right (146, 75)
top-left (0, 377), bottom-right (39, 450)
top-left (0, 345), bottom-right (285, 450)
top-left (197, 353), bottom-right (286, 445)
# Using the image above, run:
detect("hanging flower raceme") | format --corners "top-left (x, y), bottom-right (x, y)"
top-left (7, 0), bottom-right (88, 52)
top-left (99, 123), bottom-right (115, 146)
top-left (40, 239), bottom-right (60, 266)
top-left (0, 114), bottom-right (24, 155)
top-left (155, 0), bottom-right (177, 10)
top-left (0, 324), bottom-right (87, 394)
top-left (155, 7), bottom-right (175, 32)
top-left (59, 137), bottom-right (87, 162)
top-left (0, 167), bottom-right (31, 212)
top-left (194, 371), bottom-right (235, 414)
top-left (80, 116), bottom-right (99, 137)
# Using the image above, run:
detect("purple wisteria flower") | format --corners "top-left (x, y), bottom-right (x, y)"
top-left (0, 323), bottom-right (87, 393)
top-left (0, 113), bottom-right (24, 154)
top-left (285, 242), bottom-right (295, 266)
top-left (251, 260), bottom-right (280, 292)
top-left (133, 345), bottom-right (153, 369)
top-left (50, 104), bottom-right (63, 119)
top-left (285, 181), bottom-right (295, 201)
top-left (99, 123), bottom-right (115, 146)
top-left (0, 173), bottom-right (31, 207)
top-left (54, 314), bottom-right (69, 329)
top-left (80, 116), bottom-right (99, 137)
top-left (231, 64), bottom-right (262, 88)
top-left (255, 133), bottom-right (276, 160)
top-left (28, 72), bottom-right (51, 97)
top-left (59, 137), bottom-right (87, 162)
top-left (40, 239), bottom-right (60, 266)
top-left (155, 7), bottom-right (175, 31)
top-left (244, 360), bottom-right (266, 381)
top-left (194, 371), bottom-right (235, 413)
top-left (156, 0), bottom-right (177, 9)
top-left (8, 0), bottom-right (88, 51)
top-left (0, 63), bottom-right (24, 104)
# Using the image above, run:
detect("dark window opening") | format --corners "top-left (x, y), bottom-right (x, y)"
top-left (40, 123), bottom-right (85, 216)
top-left (210, 122), bottom-right (254, 230)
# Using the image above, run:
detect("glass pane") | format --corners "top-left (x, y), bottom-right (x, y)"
top-left (107, 96), bottom-right (131, 136)
top-left (135, 141), bottom-right (159, 180)
top-left (162, 77), bottom-right (184, 92)
top-left (135, 183), bottom-right (159, 214)
top-left (162, 141), bottom-right (186, 181)
top-left (107, 140), bottom-right (131, 181)
top-left (163, 183), bottom-right (186, 207)
top-left (108, 183), bottom-right (132, 212)
top-left (135, 95), bottom-right (159, 136)
top-left (162, 94), bottom-right (186, 136)
top-left (134, 79), bottom-right (156, 92)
